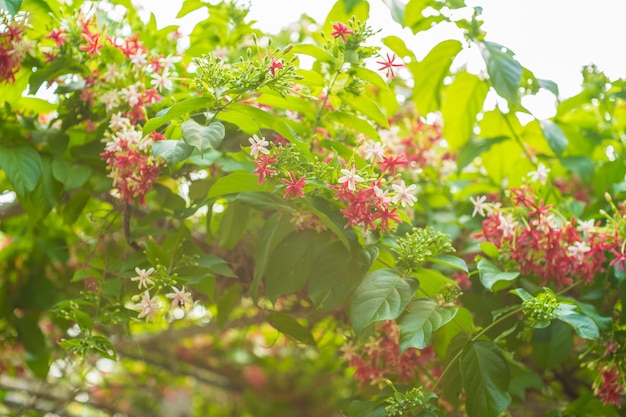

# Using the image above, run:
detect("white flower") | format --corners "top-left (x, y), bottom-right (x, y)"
top-left (248, 135), bottom-right (270, 158)
top-left (159, 54), bottom-right (181, 71)
top-left (373, 185), bottom-right (392, 205)
top-left (567, 241), bottom-right (591, 263)
top-left (135, 291), bottom-right (161, 322)
top-left (338, 165), bottom-right (365, 191)
top-left (109, 113), bottom-right (131, 132)
top-left (497, 213), bottom-right (518, 238)
top-left (129, 50), bottom-right (147, 67)
top-left (470, 195), bottom-right (488, 217)
top-left (101, 90), bottom-right (120, 112)
top-left (576, 219), bottom-right (595, 238)
top-left (391, 180), bottom-right (418, 207)
top-left (150, 69), bottom-right (173, 92)
top-left (131, 267), bottom-right (155, 289)
top-left (103, 63), bottom-right (121, 83)
top-left (120, 83), bottom-right (142, 107)
top-left (165, 286), bottom-right (193, 309)
top-left (528, 163), bottom-right (550, 184)
top-left (362, 140), bottom-right (386, 162)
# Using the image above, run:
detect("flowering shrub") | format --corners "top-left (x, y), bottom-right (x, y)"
top-left (0, 0), bottom-right (625, 416)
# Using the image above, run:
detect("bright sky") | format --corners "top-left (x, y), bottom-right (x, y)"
top-left (140, 0), bottom-right (626, 116)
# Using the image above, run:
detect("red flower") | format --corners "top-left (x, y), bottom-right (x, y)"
top-left (79, 33), bottom-right (103, 57)
top-left (330, 22), bottom-right (353, 42)
top-left (268, 56), bottom-right (283, 77)
top-left (253, 155), bottom-right (277, 184)
top-left (281, 171), bottom-right (306, 199)
top-left (46, 29), bottom-right (68, 47)
top-left (376, 53), bottom-right (403, 79)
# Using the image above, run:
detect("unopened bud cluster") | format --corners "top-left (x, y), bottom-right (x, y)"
top-left (522, 290), bottom-right (559, 328)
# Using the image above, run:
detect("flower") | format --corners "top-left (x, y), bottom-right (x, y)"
top-left (576, 219), bottom-right (595, 238)
top-left (496, 213), bottom-right (518, 238)
top-left (165, 286), bottom-right (193, 309)
top-left (281, 171), bottom-right (306, 199)
top-left (150, 69), bottom-right (173, 92)
top-left (567, 241), bottom-right (591, 263)
top-left (131, 267), bottom-right (155, 289)
top-left (362, 140), bottom-right (386, 162)
top-left (376, 53), bottom-right (403, 79)
top-left (268, 56), bottom-right (283, 77)
top-left (79, 33), bottom-right (103, 57)
top-left (470, 195), bottom-right (488, 217)
top-left (135, 291), bottom-right (161, 322)
top-left (528, 163), bottom-right (550, 184)
top-left (45, 28), bottom-right (68, 47)
top-left (248, 135), bottom-right (270, 158)
top-left (330, 22), bottom-right (353, 41)
top-left (391, 180), bottom-right (417, 207)
top-left (253, 154), bottom-right (277, 184)
top-left (338, 165), bottom-right (365, 191)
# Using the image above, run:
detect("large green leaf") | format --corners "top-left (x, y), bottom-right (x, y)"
top-left (398, 298), bottom-right (458, 351)
top-left (308, 243), bottom-right (375, 312)
top-left (264, 231), bottom-right (333, 302)
top-left (0, 144), bottom-right (42, 196)
top-left (152, 140), bottom-right (194, 166)
top-left (477, 259), bottom-right (519, 292)
top-left (456, 136), bottom-right (508, 170)
top-left (51, 159), bottom-right (91, 191)
top-left (539, 120), bottom-right (568, 156)
top-left (267, 311), bottom-right (317, 346)
top-left (480, 41), bottom-right (523, 104)
top-left (531, 320), bottom-right (573, 369)
top-left (341, 92), bottom-right (390, 128)
top-left (143, 96), bottom-right (215, 136)
top-left (442, 72), bottom-right (489, 150)
top-left (325, 111), bottom-right (380, 140)
top-left (208, 172), bottom-right (274, 197)
top-left (556, 310), bottom-right (599, 340)
top-left (182, 120), bottom-right (225, 152)
top-left (350, 269), bottom-right (418, 333)
top-left (461, 340), bottom-right (511, 417)
top-left (411, 40), bottom-right (462, 115)
top-left (0, 0), bottom-right (22, 15)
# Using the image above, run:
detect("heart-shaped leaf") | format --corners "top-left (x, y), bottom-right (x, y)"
top-left (398, 298), bottom-right (458, 351)
top-left (182, 119), bottom-right (225, 152)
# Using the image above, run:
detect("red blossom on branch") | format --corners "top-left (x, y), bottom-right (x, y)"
top-left (281, 171), bottom-right (306, 199)
top-left (376, 53), bottom-right (403, 79)
top-left (330, 22), bottom-right (353, 41)
top-left (268, 56), bottom-right (283, 77)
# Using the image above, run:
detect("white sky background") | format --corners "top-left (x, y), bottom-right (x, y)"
top-left (138, 0), bottom-right (626, 117)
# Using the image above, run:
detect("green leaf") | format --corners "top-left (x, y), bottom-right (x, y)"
top-left (382, 35), bottom-right (416, 62)
top-left (556, 310), bottom-right (599, 340)
top-left (74, 310), bottom-right (94, 331)
top-left (341, 92), bottom-right (389, 128)
top-left (267, 311), bottom-right (316, 346)
top-left (152, 140), bottom-right (194, 166)
top-left (398, 298), bottom-right (458, 351)
top-left (71, 268), bottom-right (101, 283)
top-left (560, 156), bottom-right (595, 184)
top-left (182, 120), bottom-right (225, 152)
top-left (251, 213), bottom-right (294, 301)
top-left (0, 144), bottom-right (42, 196)
top-left (0, 0), bottom-right (22, 15)
top-left (350, 66), bottom-right (391, 92)
top-left (480, 41), bottom-right (523, 104)
top-left (411, 40), bottom-right (462, 115)
top-left (477, 259), bottom-right (519, 292)
top-left (195, 254), bottom-right (237, 278)
top-left (218, 201), bottom-right (249, 249)
top-left (461, 340), bottom-right (511, 417)
top-left (208, 172), bottom-right (274, 197)
top-left (176, 0), bottom-right (205, 17)
top-left (539, 120), bottom-right (568, 156)
top-left (456, 136), bottom-right (508, 171)
top-left (291, 44), bottom-right (334, 63)
top-left (427, 254), bottom-right (468, 272)
top-left (480, 241), bottom-right (501, 259)
top-left (383, 0), bottom-right (405, 25)
top-left (51, 159), bottom-right (91, 191)
top-left (143, 96), bottom-right (215, 136)
top-left (217, 284), bottom-right (241, 328)
top-left (442, 72), bottom-right (489, 150)
top-left (350, 269), bottom-right (418, 333)
top-left (308, 243), bottom-right (375, 312)
top-left (265, 231), bottom-right (332, 302)
top-left (325, 111), bottom-right (380, 139)
top-left (531, 320), bottom-right (573, 369)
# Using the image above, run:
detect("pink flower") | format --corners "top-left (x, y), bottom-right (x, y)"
top-left (45, 28), bottom-right (68, 47)
top-left (391, 180), bottom-right (417, 207)
top-left (135, 291), bottom-right (161, 322)
top-left (253, 154), bottom-right (277, 184)
top-left (165, 286), bottom-right (193, 309)
top-left (376, 53), bottom-right (403, 79)
top-left (330, 22), bottom-right (353, 42)
top-left (268, 56), bottom-right (283, 77)
top-left (131, 267), bottom-right (155, 289)
top-left (281, 171), bottom-right (306, 199)
top-left (79, 33), bottom-right (103, 57)
top-left (338, 165), bottom-right (365, 191)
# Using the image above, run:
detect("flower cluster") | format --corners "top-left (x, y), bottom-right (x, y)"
top-left (100, 114), bottom-right (163, 205)
top-left (341, 321), bottom-right (439, 388)
top-left (0, 11), bottom-right (31, 83)
top-left (595, 363), bottom-right (625, 408)
top-left (130, 267), bottom-right (193, 322)
top-left (474, 186), bottom-right (617, 288)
